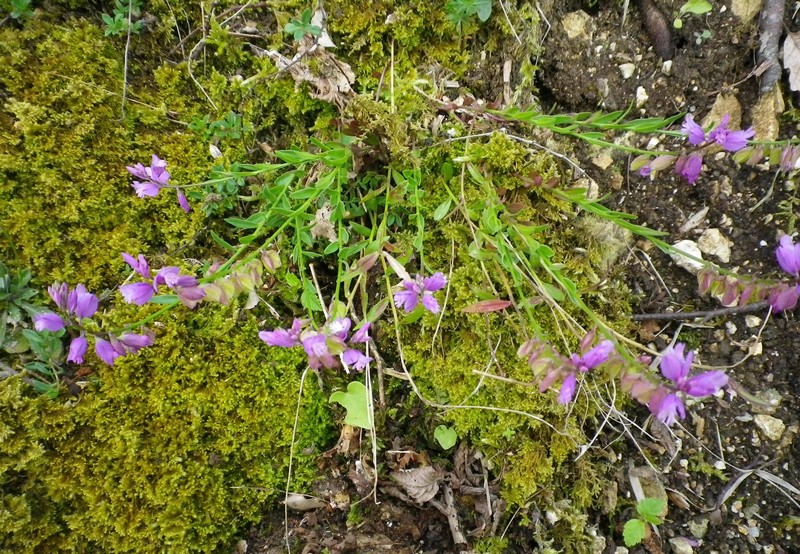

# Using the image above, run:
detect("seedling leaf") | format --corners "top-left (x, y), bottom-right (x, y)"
top-left (637, 497), bottom-right (666, 525)
top-left (623, 518), bottom-right (647, 547)
top-left (434, 425), bottom-right (458, 449)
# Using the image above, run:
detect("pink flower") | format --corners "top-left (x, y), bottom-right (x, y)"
top-left (67, 335), bottom-right (88, 364)
top-left (34, 312), bottom-right (66, 332)
top-left (343, 348), bottom-right (372, 371)
top-left (259, 318), bottom-right (305, 347)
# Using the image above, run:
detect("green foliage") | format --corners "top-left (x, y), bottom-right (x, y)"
top-left (284, 8), bottom-right (321, 41)
top-left (102, 0), bottom-right (143, 36)
top-left (446, 0), bottom-right (492, 27)
top-left (0, 304), bottom-right (335, 552)
top-left (433, 424), bottom-right (457, 450)
top-left (2, 0), bottom-right (33, 19)
top-left (623, 497), bottom-right (666, 547)
top-left (188, 111), bottom-right (252, 142)
top-left (0, 263), bottom-right (41, 352)
top-left (329, 380), bottom-right (371, 429)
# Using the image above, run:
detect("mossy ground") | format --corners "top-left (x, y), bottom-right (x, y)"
top-left (1, 2), bottom-right (636, 552)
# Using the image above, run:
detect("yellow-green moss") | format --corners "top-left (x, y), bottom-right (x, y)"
top-left (0, 304), bottom-right (334, 552)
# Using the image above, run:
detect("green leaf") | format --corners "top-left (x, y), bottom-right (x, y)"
top-left (623, 518), bottom-right (647, 547)
top-left (434, 425), bottom-right (458, 449)
top-left (210, 230), bottom-right (236, 252)
top-left (275, 149), bottom-right (320, 164)
top-left (680, 0), bottom-right (712, 16)
top-left (329, 381), bottom-right (372, 429)
top-left (300, 280), bottom-right (323, 312)
top-left (225, 217), bottom-right (261, 230)
top-left (474, 0), bottom-right (492, 21)
top-left (433, 199), bottom-right (452, 221)
top-left (284, 272), bottom-right (301, 288)
top-left (637, 498), bottom-right (666, 525)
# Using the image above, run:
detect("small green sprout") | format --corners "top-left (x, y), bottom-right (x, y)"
top-left (434, 425), bottom-right (458, 450)
top-left (284, 8), bottom-right (321, 41)
top-left (5, 0), bottom-right (34, 19)
top-left (673, 0), bottom-right (712, 29)
top-left (445, 0), bottom-right (492, 29)
top-left (623, 497), bottom-right (666, 547)
top-left (102, 0), bottom-right (143, 36)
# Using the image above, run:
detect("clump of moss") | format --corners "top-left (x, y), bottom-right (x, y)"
top-left (0, 304), bottom-right (334, 552)
top-left (0, 19), bottom-right (208, 289)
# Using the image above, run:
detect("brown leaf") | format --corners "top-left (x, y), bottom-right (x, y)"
top-left (390, 466), bottom-right (440, 503)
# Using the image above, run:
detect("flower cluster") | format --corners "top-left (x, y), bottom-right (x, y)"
top-left (637, 114), bottom-right (754, 185)
top-left (622, 343), bottom-right (727, 426)
top-left (127, 155), bottom-right (191, 213)
top-left (259, 317), bottom-right (371, 371)
top-left (518, 331), bottom-right (615, 404)
top-left (393, 272), bottom-right (447, 313)
top-left (119, 253), bottom-right (205, 309)
top-left (34, 283), bottom-right (153, 366)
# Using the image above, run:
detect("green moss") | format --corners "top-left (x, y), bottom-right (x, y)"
top-left (0, 305), bottom-right (334, 552)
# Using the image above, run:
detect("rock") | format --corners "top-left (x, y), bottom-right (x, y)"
top-left (635, 86), bottom-right (649, 108)
top-left (731, 0), bottom-right (762, 23)
top-left (670, 240), bottom-right (704, 274)
top-left (561, 10), bottom-right (592, 40)
top-left (619, 63), bottom-right (636, 79)
top-left (752, 388), bottom-right (783, 415)
top-left (669, 537), bottom-right (695, 554)
top-left (754, 414), bottom-right (785, 440)
top-left (698, 228), bottom-right (733, 263)
top-left (703, 93), bottom-right (742, 131)
top-left (592, 152), bottom-right (614, 170)
top-left (745, 315), bottom-right (762, 328)
top-left (689, 517), bottom-right (709, 539)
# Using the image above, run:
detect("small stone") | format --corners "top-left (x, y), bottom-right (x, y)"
top-left (725, 321), bottom-right (737, 335)
top-left (670, 240), bottom-right (704, 274)
top-left (561, 10), bottom-right (592, 40)
top-left (713, 460), bottom-right (726, 470)
top-left (661, 60), bottom-right (672, 75)
top-left (614, 548), bottom-right (629, 554)
top-left (752, 389), bottom-right (783, 415)
top-left (754, 414), bottom-right (785, 441)
top-left (635, 86), bottom-right (649, 108)
top-left (669, 537), bottom-right (695, 554)
top-left (697, 228), bottom-right (733, 263)
top-left (592, 153), bottom-right (614, 170)
top-left (619, 63), bottom-right (636, 79)
top-left (689, 517), bottom-right (709, 538)
top-left (745, 315), bottom-right (762, 328)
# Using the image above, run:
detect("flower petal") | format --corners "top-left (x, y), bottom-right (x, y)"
top-left (558, 373), bottom-right (578, 404)
top-left (659, 343), bottom-right (692, 383)
top-left (120, 282), bottom-right (156, 305)
top-left (577, 340), bottom-right (614, 371)
top-left (422, 272), bottom-right (447, 292)
top-left (177, 189), bottom-right (191, 213)
top-left (33, 312), bottom-right (65, 332)
top-left (683, 370), bottom-right (728, 397)
top-left (67, 335), bottom-right (88, 364)
top-left (421, 293), bottom-right (441, 313)
top-left (343, 348), bottom-right (372, 370)
top-left (94, 337), bottom-right (121, 366)
top-left (393, 289), bottom-right (419, 312)
top-left (681, 114), bottom-right (706, 146)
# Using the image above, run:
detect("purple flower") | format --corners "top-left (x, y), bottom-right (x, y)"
top-left (708, 115), bottom-right (754, 152)
top-left (327, 317), bottom-right (352, 341)
top-left (118, 332), bottom-right (154, 353)
top-left (649, 389), bottom-right (686, 426)
top-left (120, 282), bottom-right (156, 305)
top-left (67, 335), bottom-right (88, 364)
top-left (177, 189), bottom-right (191, 213)
top-left (681, 113), bottom-right (706, 146)
top-left (259, 318), bottom-right (305, 347)
top-left (350, 323), bottom-right (371, 344)
top-left (659, 343), bottom-right (727, 397)
top-left (343, 348), bottom-right (372, 371)
top-left (569, 340), bottom-right (614, 373)
top-left (95, 337), bottom-right (124, 366)
top-left (122, 253), bottom-right (151, 278)
top-left (776, 235), bottom-right (800, 278)
top-left (301, 333), bottom-right (338, 369)
top-left (34, 312), bottom-right (66, 332)
top-left (675, 152), bottom-right (703, 184)
top-left (67, 284), bottom-right (98, 319)
top-left (768, 285), bottom-right (800, 313)
top-left (558, 373), bottom-right (578, 404)
top-left (394, 272), bottom-right (447, 313)
top-left (48, 283), bottom-right (69, 310)
top-left (174, 283), bottom-right (205, 309)
top-left (127, 155), bottom-right (171, 197)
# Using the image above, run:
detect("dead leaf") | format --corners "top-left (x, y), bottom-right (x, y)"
top-left (784, 32), bottom-right (800, 91)
top-left (283, 493), bottom-right (328, 511)
top-left (390, 466), bottom-right (440, 503)
top-left (461, 299), bottom-right (513, 313)
top-left (311, 204), bottom-right (336, 242)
